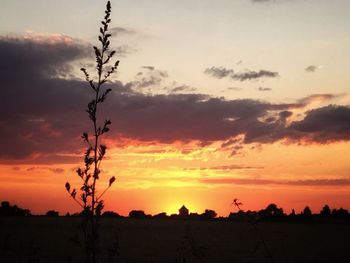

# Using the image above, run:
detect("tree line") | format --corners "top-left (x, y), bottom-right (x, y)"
top-left (1, 201), bottom-right (349, 222)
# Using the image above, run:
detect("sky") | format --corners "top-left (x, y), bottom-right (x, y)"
top-left (0, 0), bottom-right (350, 216)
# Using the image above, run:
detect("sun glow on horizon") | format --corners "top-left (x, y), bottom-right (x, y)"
top-left (164, 202), bottom-right (200, 216)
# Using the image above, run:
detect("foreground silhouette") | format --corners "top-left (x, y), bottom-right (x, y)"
top-left (1, 214), bottom-right (349, 262)
top-left (64, 1), bottom-right (119, 262)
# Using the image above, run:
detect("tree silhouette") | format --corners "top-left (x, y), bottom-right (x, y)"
top-left (332, 207), bottom-right (349, 218)
top-left (102, 211), bottom-right (121, 218)
top-left (45, 210), bottom-right (59, 217)
top-left (320, 204), bottom-right (331, 217)
top-left (231, 198), bottom-right (243, 211)
top-left (201, 209), bottom-right (217, 219)
top-left (129, 210), bottom-right (147, 219)
top-left (259, 203), bottom-right (285, 220)
top-left (0, 201), bottom-right (31, 216)
top-left (303, 206), bottom-right (312, 216)
top-left (64, 1), bottom-right (119, 262)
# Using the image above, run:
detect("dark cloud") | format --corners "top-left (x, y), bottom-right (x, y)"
top-left (0, 35), bottom-right (130, 162)
top-left (289, 105), bottom-right (350, 143)
top-left (305, 65), bottom-right (317, 72)
top-left (204, 66), bottom-right (234, 79)
top-left (1, 35), bottom-right (350, 163)
top-left (232, 70), bottom-right (279, 81)
top-left (204, 66), bottom-right (279, 81)
top-left (305, 65), bottom-right (322, 73)
top-left (0, 35), bottom-right (89, 79)
top-left (279, 110), bottom-right (293, 119)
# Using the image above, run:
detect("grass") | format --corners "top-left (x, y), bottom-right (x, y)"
top-left (1, 217), bottom-right (349, 263)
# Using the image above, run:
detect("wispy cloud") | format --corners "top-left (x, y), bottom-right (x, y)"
top-left (110, 26), bottom-right (136, 36)
top-left (130, 66), bottom-right (168, 88)
top-left (201, 177), bottom-right (350, 187)
top-left (227, 87), bottom-right (242, 91)
top-left (168, 84), bottom-right (196, 94)
top-left (232, 70), bottom-right (279, 81)
top-left (305, 65), bottom-right (323, 73)
top-left (204, 66), bottom-right (234, 79)
top-left (258, 87), bottom-right (272, 91)
top-left (204, 66), bottom-right (279, 81)
top-left (25, 167), bottom-right (65, 174)
top-left (184, 164), bottom-right (264, 171)
top-left (298, 94), bottom-right (335, 106)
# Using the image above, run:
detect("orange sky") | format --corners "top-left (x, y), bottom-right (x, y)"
top-left (1, 1), bottom-right (350, 216)
top-left (1, 140), bottom-right (349, 216)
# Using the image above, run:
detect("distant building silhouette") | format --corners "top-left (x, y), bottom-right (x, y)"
top-left (179, 205), bottom-right (189, 218)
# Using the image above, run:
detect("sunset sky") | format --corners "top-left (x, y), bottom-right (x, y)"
top-left (1, 0), bottom-right (350, 216)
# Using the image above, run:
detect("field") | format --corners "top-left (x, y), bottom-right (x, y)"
top-left (1, 217), bottom-right (349, 263)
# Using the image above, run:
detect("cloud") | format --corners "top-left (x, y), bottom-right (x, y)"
top-left (1, 34), bottom-right (350, 163)
top-left (289, 105), bottom-right (350, 143)
top-left (204, 66), bottom-right (234, 79)
top-left (227, 87), bottom-right (242, 91)
top-left (258, 87), bottom-right (272, 91)
top-left (232, 70), bottom-right (279, 81)
top-left (141, 66), bottom-right (155, 71)
top-left (131, 66), bottom-right (168, 88)
top-left (25, 167), bottom-right (65, 174)
top-left (298, 94), bottom-right (335, 106)
top-left (201, 177), bottom-right (350, 186)
top-left (185, 164), bottom-right (264, 171)
top-left (0, 34), bottom-right (89, 79)
top-left (0, 35), bottom-right (130, 162)
top-left (163, 82), bottom-right (197, 94)
top-left (169, 84), bottom-right (196, 94)
top-left (110, 26), bottom-right (136, 36)
top-left (204, 66), bottom-right (279, 81)
top-left (305, 65), bottom-right (322, 73)
top-left (113, 45), bottom-right (137, 57)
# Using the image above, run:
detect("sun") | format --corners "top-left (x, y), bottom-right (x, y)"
top-left (164, 202), bottom-right (200, 216)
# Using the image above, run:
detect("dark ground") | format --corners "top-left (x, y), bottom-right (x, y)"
top-left (0, 217), bottom-right (349, 263)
